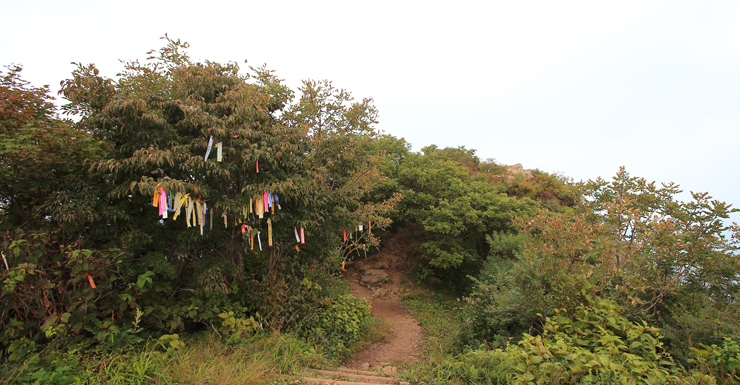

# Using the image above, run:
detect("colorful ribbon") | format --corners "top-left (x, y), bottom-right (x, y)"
top-left (267, 218), bottom-right (272, 246)
top-left (153, 185), bottom-right (160, 207)
top-left (202, 202), bottom-right (207, 234)
top-left (159, 187), bottom-right (167, 218)
top-left (204, 135), bottom-right (214, 161)
top-left (186, 199), bottom-right (194, 227)
top-left (86, 273), bottom-right (96, 289)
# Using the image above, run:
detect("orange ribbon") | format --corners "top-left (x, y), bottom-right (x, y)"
top-left (86, 273), bottom-right (96, 289)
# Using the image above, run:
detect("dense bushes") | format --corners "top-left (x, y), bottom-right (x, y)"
top-left (368, 141), bottom-right (548, 291)
top-left (408, 289), bottom-right (740, 384)
top-left (293, 293), bottom-right (372, 356)
top-left (462, 168), bottom-right (740, 378)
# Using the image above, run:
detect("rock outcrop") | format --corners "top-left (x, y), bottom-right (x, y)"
top-left (506, 163), bottom-right (533, 179)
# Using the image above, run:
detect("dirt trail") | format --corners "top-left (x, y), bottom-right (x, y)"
top-left (342, 238), bottom-right (425, 369)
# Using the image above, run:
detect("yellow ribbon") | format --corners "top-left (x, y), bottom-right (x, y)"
top-left (172, 193), bottom-right (182, 220)
top-left (174, 194), bottom-right (189, 221)
top-left (267, 218), bottom-right (273, 246)
top-left (186, 197), bottom-right (193, 227)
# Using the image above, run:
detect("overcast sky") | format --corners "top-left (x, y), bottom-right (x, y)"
top-left (3, 0), bottom-right (739, 224)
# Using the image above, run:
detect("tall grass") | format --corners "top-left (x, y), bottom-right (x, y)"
top-left (399, 286), bottom-right (469, 384)
top-left (3, 331), bottom-right (332, 385)
top-left (401, 287), bottom-right (464, 362)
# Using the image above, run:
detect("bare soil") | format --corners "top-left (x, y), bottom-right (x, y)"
top-left (342, 237), bottom-right (425, 369)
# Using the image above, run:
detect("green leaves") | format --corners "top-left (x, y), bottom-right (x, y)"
top-left (493, 296), bottom-right (677, 384)
top-left (690, 338), bottom-right (740, 381)
top-left (136, 271), bottom-right (155, 290)
top-left (377, 148), bottom-right (539, 276)
top-left (463, 166), bottom-right (740, 372)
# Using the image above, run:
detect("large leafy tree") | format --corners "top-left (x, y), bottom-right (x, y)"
top-left (59, 35), bottom-right (397, 317)
top-left (1, 37), bottom-right (398, 357)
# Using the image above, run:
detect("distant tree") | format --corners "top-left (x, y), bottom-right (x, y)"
top-left (367, 143), bottom-right (539, 287)
top-left (506, 169), bottom-right (579, 210)
top-left (420, 145), bottom-right (480, 171)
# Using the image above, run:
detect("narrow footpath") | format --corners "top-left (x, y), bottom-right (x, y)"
top-left (296, 237), bottom-right (425, 384)
top-left (342, 240), bottom-right (425, 370)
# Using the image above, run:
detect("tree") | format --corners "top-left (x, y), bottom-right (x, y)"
top-left (0, 64), bottom-right (107, 363)
top-left (368, 143), bottom-right (539, 288)
top-left (0, 65), bottom-right (101, 228)
top-left (464, 167), bottom-right (740, 362)
top-left (1, 37), bottom-right (398, 356)
top-left (506, 169), bottom-right (578, 210)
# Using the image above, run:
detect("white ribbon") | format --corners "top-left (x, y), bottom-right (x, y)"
top-left (204, 136), bottom-right (214, 161)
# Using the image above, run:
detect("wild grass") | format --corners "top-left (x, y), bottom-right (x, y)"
top-left (345, 315), bottom-right (393, 356)
top-left (401, 286), bottom-right (464, 362)
top-left (398, 285), bottom-right (468, 384)
top-left (3, 331), bottom-right (332, 385)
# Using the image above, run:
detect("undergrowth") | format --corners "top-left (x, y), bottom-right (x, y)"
top-left (398, 284), bottom-right (739, 385)
top-left (400, 286), bottom-right (467, 384)
top-left (2, 331), bottom-right (332, 385)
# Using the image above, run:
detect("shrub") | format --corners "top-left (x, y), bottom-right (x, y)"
top-left (690, 338), bottom-right (740, 384)
top-left (459, 296), bottom-right (679, 384)
top-left (292, 293), bottom-right (372, 357)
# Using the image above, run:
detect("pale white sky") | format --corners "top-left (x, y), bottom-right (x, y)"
top-left (2, 0), bottom-right (739, 224)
